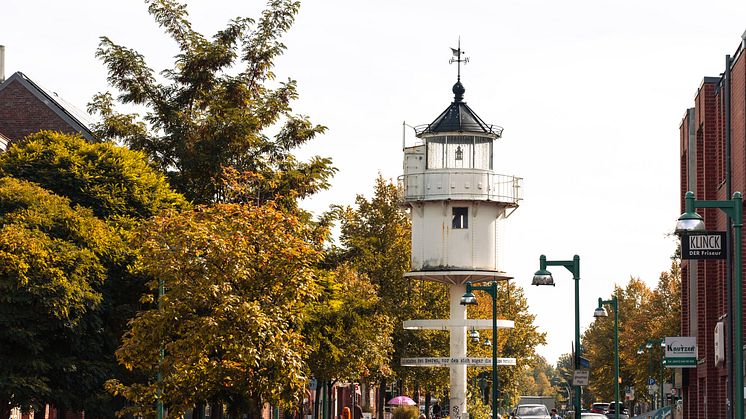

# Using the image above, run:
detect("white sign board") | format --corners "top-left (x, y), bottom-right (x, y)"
top-left (648, 384), bottom-right (659, 395)
top-left (400, 357), bottom-right (517, 367)
top-left (665, 336), bottom-right (697, 367)
top-left (573, 370), bottom-right (589, 386)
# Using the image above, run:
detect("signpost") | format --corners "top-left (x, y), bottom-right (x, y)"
top-left (681, 231), bottom-right (726, 260)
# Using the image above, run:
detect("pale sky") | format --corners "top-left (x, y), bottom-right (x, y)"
top-left (3, 0), bottom-right (746, 365)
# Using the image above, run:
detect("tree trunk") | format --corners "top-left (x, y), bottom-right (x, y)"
top-left (0, 398), bottom-right (11, 419)
top-left (34, 407), bottom-right (46, 419)
top-left (377, 379), bottom-right (385, 419)
top-left (194, 402), bottom-right (206, 419)
top-left (246, 398), bottom-right (262, 419)
top-left (57, 407), bottom-right (66, 419)
top-left (326, 382), bottom-right (333, 419)
top-left (209, 400), bottom-right (224, 419)
top-left (314, 382), bottom-right (322, 419)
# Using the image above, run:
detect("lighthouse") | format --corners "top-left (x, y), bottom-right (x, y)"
top-left (400, 45), bottom-right (522, 419)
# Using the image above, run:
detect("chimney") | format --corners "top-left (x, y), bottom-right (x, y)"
top-left (0, 45), bottom-right (5, 83)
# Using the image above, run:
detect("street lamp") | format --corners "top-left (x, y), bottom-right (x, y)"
top-left (460, 281), bottom-right (499, 419)
top-left (675, 191), bottom-right (743, 419)
top-left (594, 296), bottom-right (619, 419)
top-left (533, 255), bottom-right (581, 419)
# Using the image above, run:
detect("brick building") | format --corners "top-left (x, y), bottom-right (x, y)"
top-left (0, 70), bottom-right (93, 147)
top-left (679, 31), bottom-right (746, 419)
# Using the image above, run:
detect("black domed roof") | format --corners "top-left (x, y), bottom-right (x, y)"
top-left (418, 81), bottom-right (502, 137)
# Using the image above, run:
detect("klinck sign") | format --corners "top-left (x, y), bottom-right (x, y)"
top-left (664, 337), bottom-right (697, 368)
top-left (681, 232), bottom-right (726, 260)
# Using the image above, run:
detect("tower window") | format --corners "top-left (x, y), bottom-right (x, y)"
top-left (452, 207), bottom-right (468, 229)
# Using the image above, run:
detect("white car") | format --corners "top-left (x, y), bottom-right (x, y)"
top-left (510, 404), bottom-right (550, 419)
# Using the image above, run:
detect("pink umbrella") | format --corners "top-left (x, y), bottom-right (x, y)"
top-left (388, 396), bottom-right (417, 406)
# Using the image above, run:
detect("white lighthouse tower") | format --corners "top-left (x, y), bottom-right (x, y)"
top-left (400, 46), bottom-right (522, 419)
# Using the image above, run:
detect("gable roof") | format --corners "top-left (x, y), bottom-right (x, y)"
top-left (0, 72), bottom-right (94, 141)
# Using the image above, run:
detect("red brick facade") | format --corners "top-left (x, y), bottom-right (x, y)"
top-left (0, 72), bottom-right (92, 144)
top-left (679, 36), bottom-right (746, 419)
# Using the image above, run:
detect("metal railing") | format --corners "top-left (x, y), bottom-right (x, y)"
top-left (398, 170), bottom-right (522, 205)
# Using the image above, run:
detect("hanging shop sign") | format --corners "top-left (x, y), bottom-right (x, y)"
top-left (681, 231), bottom-right (726, 260)
top-left (664, 336), bottom-right (697, 367)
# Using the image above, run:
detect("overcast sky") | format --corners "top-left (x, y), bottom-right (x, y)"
top-left (3, 0), bottom-right (746, 366)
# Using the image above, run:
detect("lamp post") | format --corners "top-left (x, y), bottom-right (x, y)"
top-left (594, 296), bottom-right (619, 419)
top-left (676, 191), bottom-right (743, 419)
top-left (460, 281), bottom-right (499, 419)
top-left (532, 255), bottom-right (581, 419)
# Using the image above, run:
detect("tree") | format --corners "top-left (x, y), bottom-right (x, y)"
top-left (334, 175), bottom-right (452, 403)
top-left (89, 0), bottom-right (335, 206)
top-left (0, 131), bottom-right (190, 416)
top-left (0, 131), bottom-right (189, 222)
top-left (0, 178), bottom-right (123, 418)
top-left (108, 203), bottom-right (322, 417)
top-left (304, 265), bottom-right (393, 418)
top-left (465, 283), bottom-right (547, 409)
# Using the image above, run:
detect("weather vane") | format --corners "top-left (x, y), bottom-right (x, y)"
top-left (449, 38), bottom-right (469, 81)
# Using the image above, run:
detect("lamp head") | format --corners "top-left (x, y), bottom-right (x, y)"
top-left (469, 328), bottom-right (480, 342)
top-left (637, 348), bottom-right (644, 355)
top-left (460, 291), bottom-right (477, 305)
top-left (645, 342), bottom-right (653, 349)
top-left (532, 269), bottom-right (554, 286)
top-left (675, 211), bottom-right (705, 235)
top-left (661, 340), bottom-right (666, 347)
top-left (483, 338), bottom-right (492, 348)
top-left (593, 307), bottom-right (608, 318)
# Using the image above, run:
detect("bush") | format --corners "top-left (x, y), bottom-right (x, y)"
top-left (392, 407), bottom-right (419, 419)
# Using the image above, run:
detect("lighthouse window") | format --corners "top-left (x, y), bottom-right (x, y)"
top-left (452, 207), bottom-right (469, 229)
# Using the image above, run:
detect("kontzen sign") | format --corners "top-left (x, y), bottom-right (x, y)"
top-left (682, 232), bottom-right (726, 260)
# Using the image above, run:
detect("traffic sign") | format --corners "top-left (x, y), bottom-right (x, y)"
top-left (573, 370), bottom-right (589, 386)
top-left (648, 378), bottom-right (656, 386)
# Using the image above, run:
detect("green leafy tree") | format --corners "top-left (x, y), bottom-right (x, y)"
top-left (304, 265), bottom-right (393, 417)
top-left (0, 131), bottom-right (190, 416)
top-left (108, 203), bottom-right (322, 417)
top-left (0, 178), bottom-right (123, 418)
top-left (334, 175), bottom-right (451, 406)
top-left (0, 131), bottom-right (189, 223)
top-left (465, 284), bottom-right (546, 410)
top-left (89, 0), bottom-right (335, 206)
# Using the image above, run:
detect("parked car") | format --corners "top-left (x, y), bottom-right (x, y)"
top-left (605, 402), bottom-right (629, 419)
top-left (510, 404), bottom-right (550, 419)
top-left (581, 414), bottom-right (608, 419)
top-left (590, 403), bottom-right (609, 414)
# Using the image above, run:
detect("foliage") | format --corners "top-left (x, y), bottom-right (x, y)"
top-left (0, 131), bottom-right (189, 223)
top-left (0, 178), bottom-right (124, 416)
top-left (465, 283), bottom-right (547, 409)
top-left (89, 0), bottom-right (335, 206)
top-left (467, 387), bottom-right (492, 419)
top-left (333, 175), bottom-right (450, 393)
top-left (304, 265), bottom-right (393, 383)
top-left (0, 131), bottom-right (190, 416)
top-left (582, 264), bottom-right (680, 409)
top-left (391, 406), bottom-right (419, 419)
top-left (108, 203), bottom-right (322, 417)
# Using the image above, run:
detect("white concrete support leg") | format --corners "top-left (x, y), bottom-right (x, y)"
top-left (449, 284), bottom-right (468, 419)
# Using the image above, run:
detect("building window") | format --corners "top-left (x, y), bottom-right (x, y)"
top-left (452, 207), bottom-right (468, 229)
